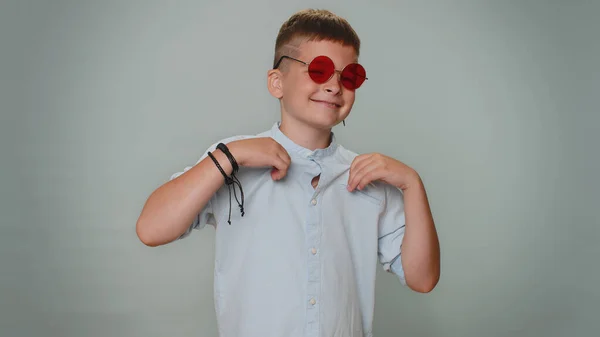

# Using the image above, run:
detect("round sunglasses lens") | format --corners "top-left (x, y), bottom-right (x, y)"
top-left (308, 56), bottom-right (335, 83)
top-left (341, 63), bottom-right (366, 89)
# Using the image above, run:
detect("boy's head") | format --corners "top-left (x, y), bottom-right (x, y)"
top-left (267, 9), bottom-right (366, 133)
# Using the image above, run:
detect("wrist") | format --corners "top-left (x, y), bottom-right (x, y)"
top-left (211, 149), bottom-right (234, 176)
top-left (217, 143), bottom-right (239, 173)
top-left (226, 140), bottom-right (246, 167)
top-left (400, 169), bottom-right (422, 191)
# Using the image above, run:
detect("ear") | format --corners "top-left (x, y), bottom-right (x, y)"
top-left (267, 69), bottom-right (284, 99)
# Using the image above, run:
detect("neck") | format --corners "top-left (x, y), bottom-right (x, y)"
top-left (279, 116), bottom-right (332, 151)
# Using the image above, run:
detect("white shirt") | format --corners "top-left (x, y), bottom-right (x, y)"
top-left (171, 122), bottom-right (406, 337)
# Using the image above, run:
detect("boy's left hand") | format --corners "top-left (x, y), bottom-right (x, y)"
top-left (347, 153), bottom-right (419, 192)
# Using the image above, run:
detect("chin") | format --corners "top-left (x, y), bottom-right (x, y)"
top-left (310, 103), bottom-right (345, 118)
top-left (286, 104), bottom-right (348, 129)
top-left (309, 115), bottom-right (346, 130)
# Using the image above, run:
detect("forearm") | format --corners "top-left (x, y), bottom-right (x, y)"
top-left (400, 176), bottom-right (440, 293)
top-left (136, 150), bottom-right (232, 246)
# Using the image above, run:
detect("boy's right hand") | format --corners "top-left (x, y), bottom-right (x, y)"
top-left (227, 138), bottom-right (291, 180)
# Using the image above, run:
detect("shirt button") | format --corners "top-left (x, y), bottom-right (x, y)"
top-left (311, 199), bottom-right (317, 205)
top-left (309, 298), bottom-right (316, 305)
top-left (311, 248), bottom-right (317, 255)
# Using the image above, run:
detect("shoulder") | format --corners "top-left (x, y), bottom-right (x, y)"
top-left (169, 128), bottom-right (272, 181)
top-left (203, 128), bottom-right (273, 154)
top-left (333, 144), bottom-right (360, 165)
top-left (332, 143), bottom-right (404, 206)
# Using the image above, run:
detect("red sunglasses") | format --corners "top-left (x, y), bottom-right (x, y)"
top-left (274, 55), bottom-right (368, 90)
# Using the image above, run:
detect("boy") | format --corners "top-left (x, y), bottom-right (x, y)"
top-left (136, 8), bottom-right (440, 337)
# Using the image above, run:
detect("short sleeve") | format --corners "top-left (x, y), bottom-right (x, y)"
top-left (377, 184), bottom-right (407, 285)
top-left (170, 135), bottom-right (248, 240)
top-left (170, 164), bottom-right (216, 240)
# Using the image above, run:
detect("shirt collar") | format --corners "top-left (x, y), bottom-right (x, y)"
top-left (271, 122), bottom-right (338, 160)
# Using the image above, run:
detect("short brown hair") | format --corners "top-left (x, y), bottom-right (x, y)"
top-left (273, 9), bottom-right (361, 68)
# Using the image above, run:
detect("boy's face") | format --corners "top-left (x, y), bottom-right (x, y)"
top-left (269, 40), bottom-right (359, 131)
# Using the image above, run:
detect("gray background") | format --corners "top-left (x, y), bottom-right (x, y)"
top-left (1, 0), bottom-right (599, 336)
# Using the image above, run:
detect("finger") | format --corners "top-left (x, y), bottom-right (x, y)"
top-left (271, 142), bottom-right (291, 166)
top-left (278, 149), bottom-right (291, 166)
top-left (271, 168), bottom-right (281, 180)
top-left (349, 162), bottom-right (380, 191)
top-left (348, 157), bottom-right (374, 189)
top-left (271, 155), bottom-right (289, 180)
top-left (276, 153), bottom-right (291, 177)
top-left (349, 154), bottom-right (372, 183)
top-left (350, 154), bottom-right (371, 172)
top-left (348, 161), bottom-right (369, 191)
top-left (356, 167), bottom-right (385, 190)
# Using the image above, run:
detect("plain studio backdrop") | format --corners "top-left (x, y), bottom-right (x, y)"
top-left (1, 0), bottom-right (599, 336)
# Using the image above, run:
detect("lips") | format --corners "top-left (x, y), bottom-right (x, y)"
top-left (311, 99), bottom-right (342, 108)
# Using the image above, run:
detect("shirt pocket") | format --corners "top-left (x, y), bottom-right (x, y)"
top-left (334, 183), bottom-right (383, 206)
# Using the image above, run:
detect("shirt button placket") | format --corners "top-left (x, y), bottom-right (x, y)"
top-left (306, 166), bottom-right (321, 337)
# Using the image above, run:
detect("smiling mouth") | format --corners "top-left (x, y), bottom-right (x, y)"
top-left (311, 99), bottom-right (341, 108)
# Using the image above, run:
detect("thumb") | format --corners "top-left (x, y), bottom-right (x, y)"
top-left (271, 167), bottom-right (281, 180)
top-left (271, 167), bottom-right (288, 180)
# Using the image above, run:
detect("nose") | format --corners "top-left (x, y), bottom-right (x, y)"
top-left (323, 72), bottom-right (342, 95)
